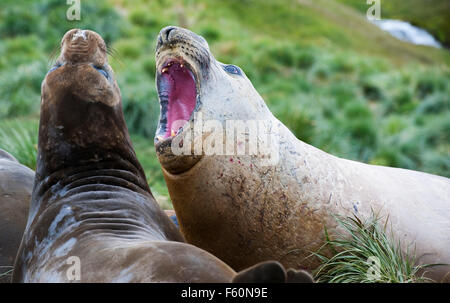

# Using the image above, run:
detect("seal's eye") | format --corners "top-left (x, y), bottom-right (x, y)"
top-left (223, 65), bottom-right (242, 76)
top-left (93, 65), bottom-right (109, 79)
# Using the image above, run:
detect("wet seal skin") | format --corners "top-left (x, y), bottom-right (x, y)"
top-left (0, 149), bottom-right (34, 283)
top-left (154, 26), bottom-right (450, 282)
top-left (12, 29), bottom-right (303, 283)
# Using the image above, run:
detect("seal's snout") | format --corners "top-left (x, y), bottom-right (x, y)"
top-left (157, 26), bottom-right (189, 49)
top-left (43, 29), bottom-right (119, 108)
top-left (159, 26), bottom-right (177, 45)
top-left (63, 29), bottom-right (90, 61)
top-left (156, 25), bottom-right (209, 53)
top-left (72, 29), bottom-right (88, 41)
top-left (59, 29), bottom-right (107, 66)
top-left (69, 30), bottom-right (89, 50)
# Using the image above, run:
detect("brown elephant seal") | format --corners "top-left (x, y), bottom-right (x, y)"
top-left (0, 150), bottom-right (34, 283)
top-left (12, 29), bottom-right (303, 283)
top-left (154, 26), bottom-right (450, 282)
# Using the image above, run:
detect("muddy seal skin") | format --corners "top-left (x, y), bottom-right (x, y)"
top-left (0, 150), bottom-right (34, 283)
top-left (12, 29), bottom-right (297, 283)
top-left (154, 26), bottom-right (450, 282)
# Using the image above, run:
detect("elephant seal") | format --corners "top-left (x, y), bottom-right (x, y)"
top-left (154, 26), bottom-right (450, 282)
top-left (0, 150), bottom-right (34, 283)
top-left (12, 29), bottom-right (303, 283)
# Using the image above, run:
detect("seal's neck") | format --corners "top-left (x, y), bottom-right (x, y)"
top-left (32, 93), bottom-right (150, 215)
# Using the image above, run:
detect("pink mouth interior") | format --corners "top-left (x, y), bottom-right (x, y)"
top-left (160, 61), bottom-right (196, 138)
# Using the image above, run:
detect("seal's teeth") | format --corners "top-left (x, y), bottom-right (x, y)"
top-left (180, 64), bottom-right (184, 68)
top-left (162, 68), bottom-right (168, 73)
top-left (168, 62), bottom-right (173, 67)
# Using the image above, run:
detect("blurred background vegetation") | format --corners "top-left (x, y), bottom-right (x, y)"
top-left (0, 0), bottom-right (449, 208)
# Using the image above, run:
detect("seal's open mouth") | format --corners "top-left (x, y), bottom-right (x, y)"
top-left (156, 59), bottom-right (197, 140)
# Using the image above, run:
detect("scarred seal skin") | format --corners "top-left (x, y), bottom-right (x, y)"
top-left (11, 29), bottom-right (303, 283)
top-left (0, 150), bottom-right (34, 283)
top-left (154, 26), bottom-right (450, 282)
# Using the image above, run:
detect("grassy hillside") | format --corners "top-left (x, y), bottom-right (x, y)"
top-left (0, 0), bottom-right (449, 204)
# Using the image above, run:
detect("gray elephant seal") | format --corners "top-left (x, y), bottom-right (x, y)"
top-left (12, 29), bottom-right (301, 283)
top-left (154, 26), bottom-right (450, 282)
top-left (0, 150), bottom-right (34, 283)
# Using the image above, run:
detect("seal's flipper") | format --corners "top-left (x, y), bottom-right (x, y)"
top-left (286, 268), bottom-right (314, 283)
top-left (232, 261), bottom-right (286, 283)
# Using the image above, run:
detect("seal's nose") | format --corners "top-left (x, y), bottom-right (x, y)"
top-left (163, 26), bottom-right (176, 41)
top-left (63, 29), bottom-right (93, 64)
top-left (69, 29), bottom-right (89, 51)
top-left (158, 26), bottom-right (178, 47)
top-left (72, 29), bottom-right (88, 42)
top-left (156, 26), bottom-right (210, 52)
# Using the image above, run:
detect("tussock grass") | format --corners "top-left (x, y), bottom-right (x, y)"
top-left (0, 119), bottom-right (38, 169)
top-left (313, 213), bottom-right (437, 283)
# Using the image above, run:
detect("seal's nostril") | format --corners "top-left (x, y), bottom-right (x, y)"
top-left (161, 26), bottom-right (177, 43)
top-left (165, 27), bottom-right (175, 40)
top-left (157, 26), bottom-right (180, 49)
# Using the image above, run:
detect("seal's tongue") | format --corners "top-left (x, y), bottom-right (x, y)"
top-left (160, 62), bottom-right (196, 138)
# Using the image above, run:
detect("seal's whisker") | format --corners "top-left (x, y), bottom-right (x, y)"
top-left (107, 47), bottom-right (125, 69)
top-left (48, 44), bottom-right (61, 68)
top-left (109, 54), bottom-right (125, 69)
top-left (106, 45), bottom-right (119, 56)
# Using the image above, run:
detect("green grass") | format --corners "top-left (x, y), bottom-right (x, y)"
top-left (313, 213), bottom-right (438, 283)
top-left (0, 118), bottom-right (38, 169)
